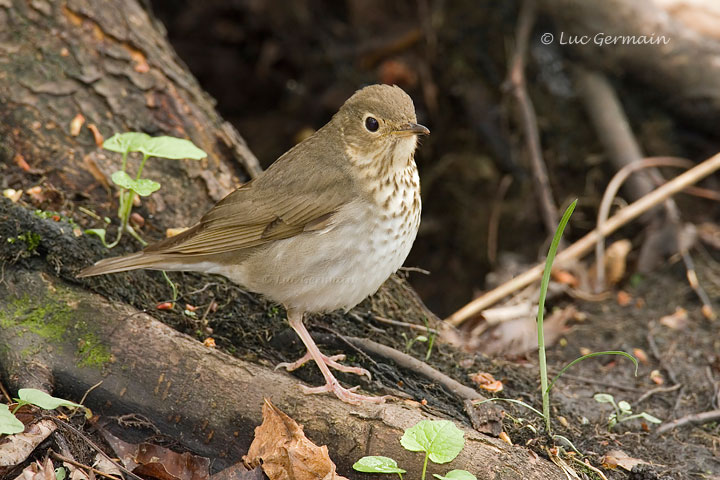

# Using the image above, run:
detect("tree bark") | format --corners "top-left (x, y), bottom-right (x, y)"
top-left (0, 264), bottom-right (563, 479)
top-left (0, 1), bottom-right (564, 478)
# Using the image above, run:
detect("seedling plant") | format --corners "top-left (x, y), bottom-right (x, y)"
top-left (475, 200), bottom-right (639, 438)
top-left (593, 393), bottom-right (661, 430)
top-left (353, 419), bottom-right (475, 480)
top-left (86, 132), bottom-right (206, 248)
top-left (0, 388), bottom-right (88, 435)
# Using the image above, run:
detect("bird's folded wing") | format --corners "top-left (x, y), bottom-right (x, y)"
top-left (145, 162), bottom-right (353, 256)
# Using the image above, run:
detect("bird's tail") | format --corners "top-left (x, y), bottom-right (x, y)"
top-left (77, 252), bottom-right (170, 277)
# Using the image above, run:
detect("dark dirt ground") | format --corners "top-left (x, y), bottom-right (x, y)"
top-left (2, 0), bottom-right (720, 479)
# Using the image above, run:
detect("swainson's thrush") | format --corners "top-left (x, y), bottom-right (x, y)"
top-left (78, 84), bottom-right (429, 404)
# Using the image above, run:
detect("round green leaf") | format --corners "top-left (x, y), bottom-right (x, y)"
top-left (111, 171), bottom-right (161, 196)
top-left (0, 403), bottom-right (25, 434)
top-left (593, 393), bottom-right (615, 404)
top-left (18, 388), bottom-right (82, 410)
top-left (103, 132), bottom-right (151, 154)
top-left (433, 470), bottom-right (477, 480)
top-left (136, 136), bottom-right (207, 160)
top-left (353, 456), bottom-right (406, 474)
top-left (400, 420), bottom-right (465, 464)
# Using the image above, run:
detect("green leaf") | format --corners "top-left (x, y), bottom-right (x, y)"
top-left (136, 136), bottom-right (207, 160)
top-left (111, 171), bottom-right (161, 196)
top-left (18, 388), bottom-right (82, 410)
top-left (103, 132), bottom-right (151, 154)
top-left (593, 393), bottom-right (615, 404)
top-left (637, 412), bottom-right (662, 424)
top-left (55, 467), bottom-right (67, 480)
top-left (84, 228), bottom-right (107, 243)
top-left (353, 456), bottom-right (406, 474)
top-left (0, 403), bottom-right (24, 434)
top-left (433, 470), bottom-right (476, 480)
top-left (400, 420), bottom-right (464, 464)
top-left (618, 401), bottom-right (632, 413)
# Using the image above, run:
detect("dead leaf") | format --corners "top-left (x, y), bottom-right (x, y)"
top-left (601, 449), bottom-right (649, 471)
top-left (13, 457), bottom-right (55, 480)
top-left (3, 188), bottom-right (22, 202)
top-left (605, 239), bottom-right (632, 286)
top-left (203, 338), bottom-right (216, 348)
top-left (633, 348), bottom-right (649, 365)
top-left (551, 269), bottom-right (578, 288)
top-left (14, 153), bottom-right (32, 172)
top-left (465, 305), bottom-right (575, 357)
top-left (243, 399), bottom-right (348, 480)
top-left (70, 113), bottom-right (85, 136)
top-left (87, 123), bottom-right (104, 147)
top-left (99, 428), bottom-right (210, 480)
top-left (211, 464), bottom-right (266, 480)
top-left (650, 370), bottom-right (664, 385)
top-left (0, 419), bottom-right (57, 467)
top-left (469, 372), bottom-right (503, 393)
top-left (616, 291), bottom-right (632, 307)
top-left (659, 307), bottom-right (689, 330)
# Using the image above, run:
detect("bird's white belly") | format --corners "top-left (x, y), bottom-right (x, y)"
top-left (208, 200), bottom-right (419, 313)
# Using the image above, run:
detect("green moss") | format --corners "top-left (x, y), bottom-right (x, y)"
top-left (0, 293), bottom-right (111, 368)
top-left (6, 231), bottom-right (41, 252)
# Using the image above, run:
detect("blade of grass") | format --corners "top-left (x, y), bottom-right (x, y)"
top-left (546, 350), bottom-right (638, 394)
top-left (538, 199), bottom-right (577, 433)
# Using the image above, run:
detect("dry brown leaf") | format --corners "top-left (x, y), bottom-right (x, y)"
top-left (0, 419), bottom-right (57, 467)
top-left (87, 123), bottom-right (104, 147)
top-left (601, 449), bottom-right (650, 471)
top-left (604, 239), bottom-right (632, 286)
top-left (471, 305), bottom-right (575, 357)
top-left (70, 113), bottom-right (85, 136)
top-left (633, 348), bottom-right (649, 365)
top-left (659, 307), bottom-right (689, 330)
top-left (243, 399), bottom-right (348, 480)
top-left (650, 370), bottom-right (664, 385)
top-left (13, 457), bottom-right (55, 480)
top-left (469, 372), bottom-right (503, 393)
top-left (616, 291), bottom-right (632, 307)
top-left (551, 269), bottom-right (578, 288)
top-left (99, 427), bottom-right (209, 480)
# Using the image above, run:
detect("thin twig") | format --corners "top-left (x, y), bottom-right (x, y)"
top-left (656, 409), bottom-right (720, 434)
top-left (371, 314), bottom-right (438, 334)
top-left (78, 380), bottom-right (103, 406)
top-left (505, 0), bottom-right (559, 234)
top-left (595, 157), bottom-right (693, 289)
top-left (51, 450), bottom-right (122, 480)
top-left (0, 378), bottom-right (12, 403)
top-left (347, 336), bottom-right (488, 402)
top-left (445, 152), bottom-right (720, 326)
top-left (636, 383), bottom-right (682, 404)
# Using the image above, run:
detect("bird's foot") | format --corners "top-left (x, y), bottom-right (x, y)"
top-left (276, 351), bottom-right (371, 380)
top-left (301, 382), bottom-right (388, 405)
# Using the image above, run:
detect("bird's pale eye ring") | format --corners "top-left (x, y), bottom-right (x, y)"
top-left (365, 116), bottom-right (380, 132)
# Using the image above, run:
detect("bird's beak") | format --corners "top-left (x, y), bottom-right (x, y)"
top-left (394, 123), bottom-right (430, 136)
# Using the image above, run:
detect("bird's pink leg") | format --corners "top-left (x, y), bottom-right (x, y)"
top-left (281, 309), bottom-right (386, 405)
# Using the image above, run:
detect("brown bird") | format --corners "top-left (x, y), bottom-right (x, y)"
top-left (78, 84), bottom-right (429, 404)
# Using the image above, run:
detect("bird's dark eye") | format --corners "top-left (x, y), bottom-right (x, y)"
top-left (365, 116), bottom-right (379, 132)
